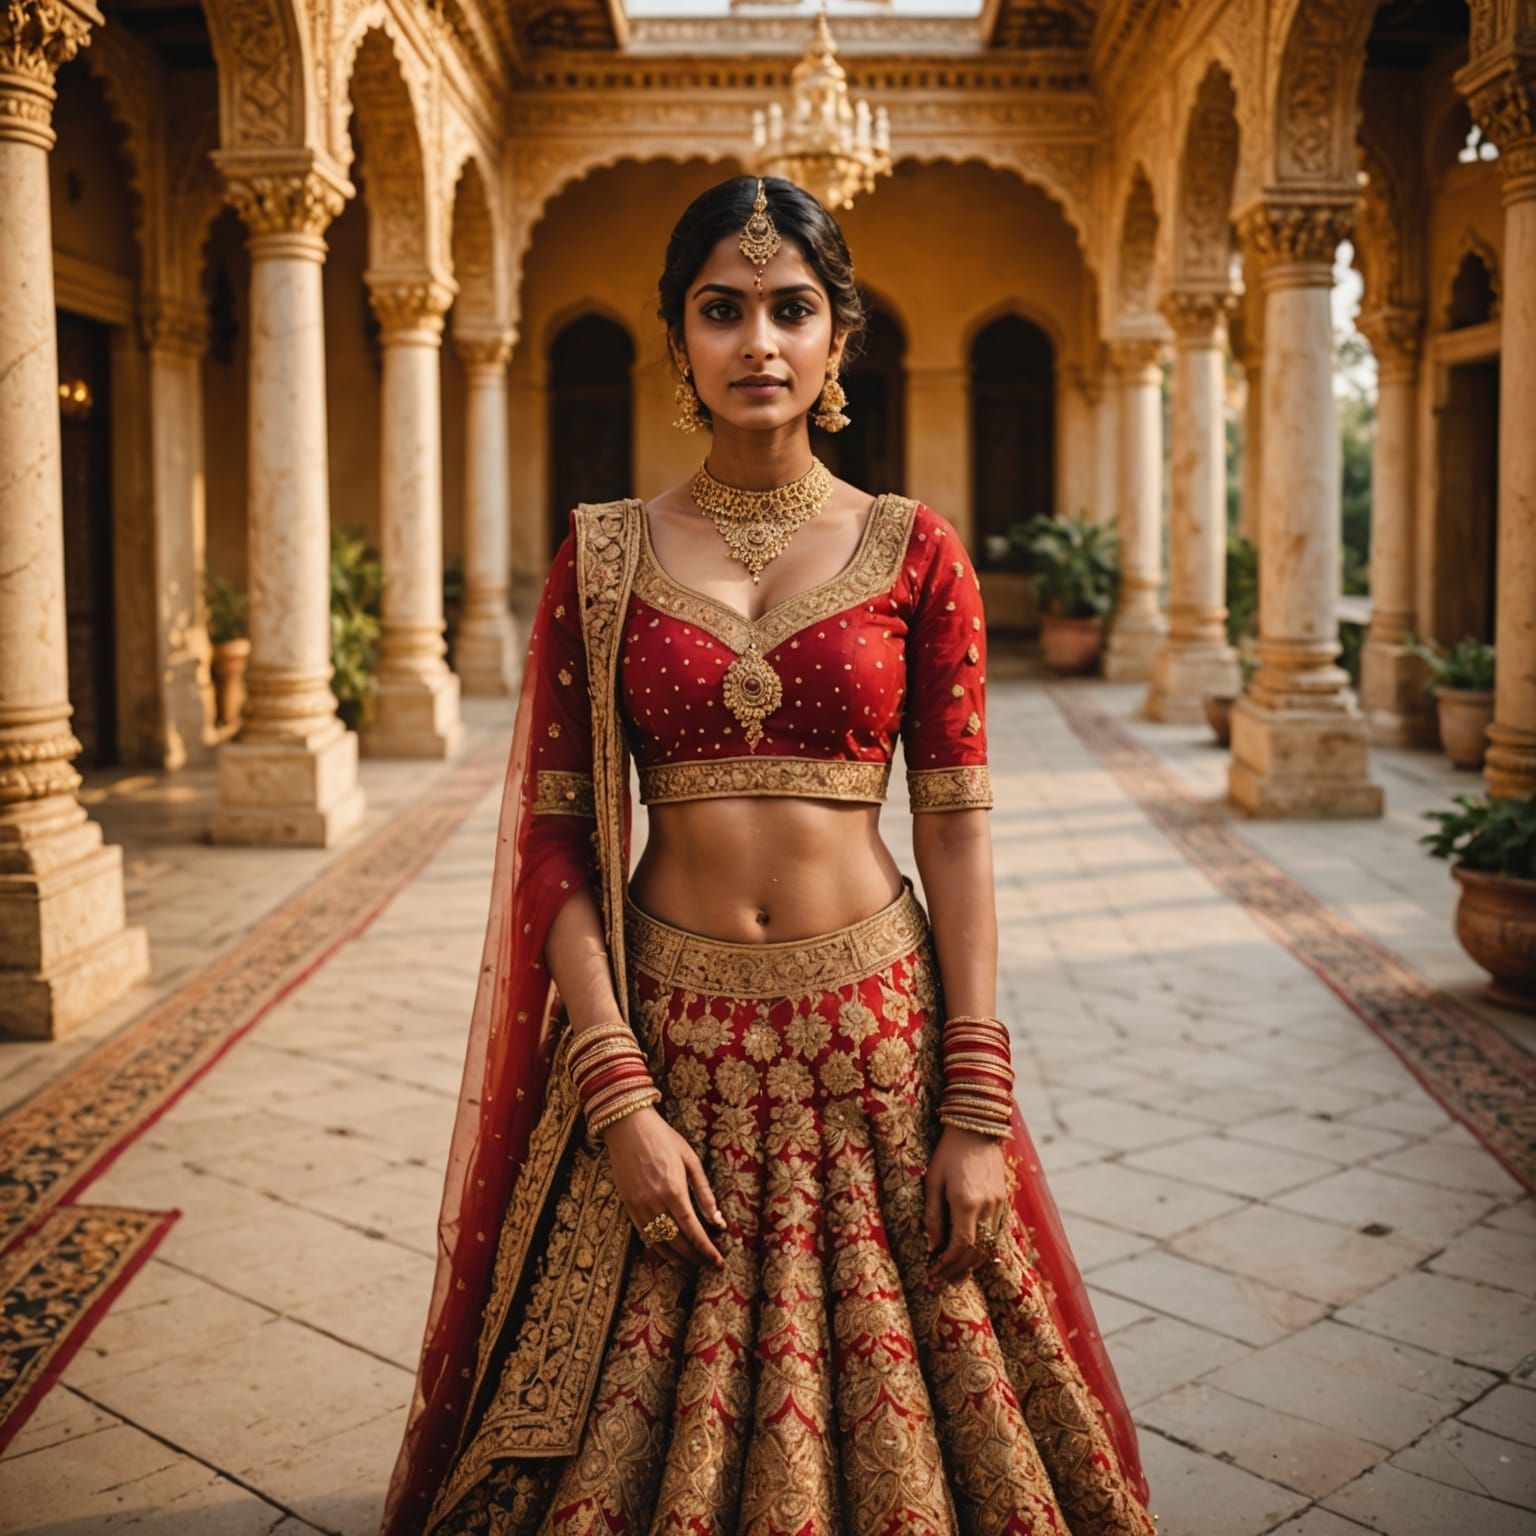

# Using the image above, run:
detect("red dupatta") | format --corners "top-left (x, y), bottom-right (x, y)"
top-left (379, 497), bottom-right (1150, 1530)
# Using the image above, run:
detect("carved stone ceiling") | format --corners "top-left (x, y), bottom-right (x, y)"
top-left (499, 0), bottom-right (1097, 55)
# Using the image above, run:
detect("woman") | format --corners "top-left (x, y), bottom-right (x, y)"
top-left (381, 176), bottom-right (1157, 1536)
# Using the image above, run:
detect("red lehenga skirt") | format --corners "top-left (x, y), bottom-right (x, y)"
top-left (430, 878), bottom-right (1156, 1536)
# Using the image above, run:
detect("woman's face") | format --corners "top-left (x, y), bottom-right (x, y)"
top-left (673, 230), bottom-right (843, 434)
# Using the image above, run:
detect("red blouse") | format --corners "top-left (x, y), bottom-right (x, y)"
top-left (527, 493), bottom-right (992, 836)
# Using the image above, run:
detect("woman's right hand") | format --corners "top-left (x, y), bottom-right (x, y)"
top-left (600, 1106), bottom-right (727, 1271)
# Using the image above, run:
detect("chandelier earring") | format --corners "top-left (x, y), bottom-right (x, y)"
top-left (811, 358), bottom-right (851, 433)
top-left (672, 359), bottom-right (707, 434)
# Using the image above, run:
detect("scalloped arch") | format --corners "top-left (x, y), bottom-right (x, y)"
top-left (448, 154), bottom-right (506, 327)
top-left (1438, 227), bottom-right (1501, 328)
top-left (540, 297), bottom-right (642, 362)
top-left (333, 6), bottom-right (434, 181)
top-left (1270, 0), bottom-right (1378, 186)
top-left (961, 296), bottom-right (1067, 362)
top-left (201, 0), bottom-right (313, 151)
top-left (1115, 162), bottom-right (1161, 323)
top-left (1173, 61), bottom-right (1241, 289)
top-left (78, 39), bottom-right (156, 282)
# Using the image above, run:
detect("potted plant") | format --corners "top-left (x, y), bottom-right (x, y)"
top-left (1408, 636), bottom-right (1496, 769)
top-left (1206, 534), bottom-right (1259, 744)
top-left (331, 525), bottom-right (382, 733)
top-left (1008, 511), bottom-right (1119, 675)
top-left (1422, 791), bottom-right (1536, 1013)
top-left (204, 570), bottom-right (250, 728)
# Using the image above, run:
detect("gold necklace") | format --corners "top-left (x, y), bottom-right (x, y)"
top-left (690, 456), bottom-right (835, 584)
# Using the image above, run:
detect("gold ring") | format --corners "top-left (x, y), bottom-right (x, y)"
top-left (639, 1211), bottom-right (680, 1246)
top-left (973, 1219), bottom-right (998, 1257)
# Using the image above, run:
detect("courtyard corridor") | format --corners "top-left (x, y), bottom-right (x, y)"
top-left (1, 661), bottom-right (1533, 1536)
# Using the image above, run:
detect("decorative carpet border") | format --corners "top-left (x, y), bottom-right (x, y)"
top-left (1050, 688), bottom-right (1536, 1197)
top-left (0, 734), bottom-right (508, 1454)
top-left (0, 1204), bottom-right (178, 1454)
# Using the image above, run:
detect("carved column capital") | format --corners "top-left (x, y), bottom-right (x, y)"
top-left (216, 154), bottom-right (353, 256)
top-left (454, 326), bottom-right (515, 372)
top-left (368, 276), bottom-right (456, 343)
top-left (1357, 305), bottom-right (1423, 381)
top-left (1459, 58), bottom-right (1536, 199)
top-left (1159, 289), bottom-right (1236, 342)
top-left (139, 296), bottom-right (208, 358)
top-left (0, 728), bottom-right (82, 809)
top-left (0, 0), bottom-right (99, 147)
top-left (1236, 195), bottom-right (1355, 285)
top-left (1105, 336), bottom-right (1167, 379)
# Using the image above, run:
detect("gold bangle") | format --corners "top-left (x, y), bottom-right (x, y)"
top-left (588, 1087), bottom-right (662, 1137)
top-left (938, 1112), bottom-right (1011, 1139)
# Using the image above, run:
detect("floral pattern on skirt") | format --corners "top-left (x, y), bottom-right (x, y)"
top-left (434, 881), bottom-right (1155, 1536)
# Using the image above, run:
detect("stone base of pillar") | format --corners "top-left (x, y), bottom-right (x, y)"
top-left (212, 723), bottom-right (367, 847)
top-left (1361, 639), bottom-right (1433, 747)
top-left (1102, 615), bottom-right (1167, 682)
top-left (1146, 641), bottom-right (1242, 723)
top-left (455, 612), bottom-right (520, 697)
top-left (1227, 696), bottom-right (1385, 818)
top-left (1485, 723), bottom-right (1536, 800)
top-left (0, 832), bottom-right (150, 1041)
top-left (362, 669), bottom-right (465, 759)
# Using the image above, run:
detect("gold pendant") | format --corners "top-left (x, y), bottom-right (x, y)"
top-left (721, 647), bottom-right (782, 749)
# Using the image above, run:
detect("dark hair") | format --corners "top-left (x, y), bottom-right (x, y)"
top-left (655, 175), bottom-right (869, 428)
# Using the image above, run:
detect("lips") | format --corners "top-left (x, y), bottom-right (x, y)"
top-left (733, 378), bottom-right (787, 388)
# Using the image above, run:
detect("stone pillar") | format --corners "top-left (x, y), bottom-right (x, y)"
top-left (1228, 284), bottom-right (1264, 546)
top-left (211, 159), bottom-right (366, 847)
top-left (454, 327), bottom-right (519, 696)
top-left (1090, 359), bottom-right (1118, 529)
top-left (362, 278), bottom-right (464, 758)
top-left (1056, 365), bottom-right (1093, 520)
top-left (1227, 197), bottom-right (1382, 818)
top-left (1357, 306), bottom-right (1428, 745)
top-left (0, 0), bottom-right (150, 1038)
top-left (143, 298), bottom-right (216, 767)
top-left (1149, 293), bottom-right (1242, 721)
top-left (1102, 338), bottom-right (1168, 681)
top-left (1461, 61), bottom-right (1536, 799)
top-left (907, 364), bottom-right (971, 545)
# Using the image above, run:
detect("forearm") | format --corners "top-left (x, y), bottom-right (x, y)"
top-left (545, 881), bottom-right (627, 1036)
top-left (912, 808), bottom-right (997, 1020)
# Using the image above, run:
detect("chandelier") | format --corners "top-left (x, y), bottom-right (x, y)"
top-left (751, 3), bottom-right (892, 211)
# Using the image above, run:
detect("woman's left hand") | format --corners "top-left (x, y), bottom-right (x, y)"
top-left (924, 1125), bottom-right (1011, 1285)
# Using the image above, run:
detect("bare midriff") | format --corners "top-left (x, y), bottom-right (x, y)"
top-left (629, 796), bottom-right (905, 943)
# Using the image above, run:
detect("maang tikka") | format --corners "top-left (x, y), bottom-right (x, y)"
top-left (738, 177), bottom-right (781, 294)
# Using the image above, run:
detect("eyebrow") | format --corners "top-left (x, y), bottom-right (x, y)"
top-left (692, 282), bottom-right (822, 300)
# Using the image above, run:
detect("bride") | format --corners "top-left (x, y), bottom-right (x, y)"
top-left (380, 174), bottom-right (1157, 1535)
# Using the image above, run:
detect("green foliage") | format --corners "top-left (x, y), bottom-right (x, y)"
top-left (1007, 511), bottom-right (1120, 621)
top-left (1225, 535), bottom-right (1258, 649)
top-left (330, 525), bottom-right (382, 732)
top-left (203, 571), bottom-right (248, 646)
top-left (1407, 635), bottom-right (1496, 693)
top-left (1421, 792), bottom-right (1536, 881)
top-left (1337, 333), bottom-right (1375, 595)
top-left (1338, 620), bottom-right (1366, 686)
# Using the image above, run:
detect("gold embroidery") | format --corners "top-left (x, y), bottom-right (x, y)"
top-left (623, 880), bottom-right (929, 997)
top-left (632, 493), bottom-right (920, 656)
top-left (951, 559), bottom-right (964, 577)
top-left (638, 755), bottom-right (891, 806)
top-left (557, 667), bottom-right (572, 686)
top-left (966, 642), bottom-right (980, 663)
top-left (950, 683), bottom-right (965, 698)
top-left (963, 710), bottom-right (982, 735)
top-left (720, 647), bottom-right (783, 748)
top-left (532, 769), bottom-right (594, 817)
top-left (908, 764), bottom-right (994, 812)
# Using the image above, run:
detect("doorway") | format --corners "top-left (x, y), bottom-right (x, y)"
top-left (57, 310), bottom-right (116, 767)
top-left (547, 314), bottom-right (634, 556)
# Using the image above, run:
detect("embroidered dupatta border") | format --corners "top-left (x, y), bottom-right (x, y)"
top-left (426, 500), bottom-right (644, 1530)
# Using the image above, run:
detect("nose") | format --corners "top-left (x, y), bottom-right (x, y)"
top-left (741, 305), bottom-right (779, 361)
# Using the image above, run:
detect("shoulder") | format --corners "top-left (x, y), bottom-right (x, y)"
top-left (901, 500), bottom-right (973, 578)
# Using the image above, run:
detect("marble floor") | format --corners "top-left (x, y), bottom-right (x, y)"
top-left (1, 669), bottom-right (1533, 1536)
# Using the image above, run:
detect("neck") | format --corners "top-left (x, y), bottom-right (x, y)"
top-left (702, 423), bottom-right (816, 489)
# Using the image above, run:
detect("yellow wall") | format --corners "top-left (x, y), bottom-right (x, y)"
top-left (509, 154), bottom-right (1094, 587)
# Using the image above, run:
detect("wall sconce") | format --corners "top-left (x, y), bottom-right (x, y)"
top-left (58, 377), bottom-right (94, 420)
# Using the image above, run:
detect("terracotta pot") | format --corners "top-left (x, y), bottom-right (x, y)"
top-left (1039, 613), bottom-right (1104, 675)
top-left (1204, 693), bottom-right (1237, 746)
top-left (1435, 686), bottom-right (1494, 770)
top-left (211, 637), bottom-right (251, 728)
top-left (1452, 863), bottom-right (1536, 1014)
